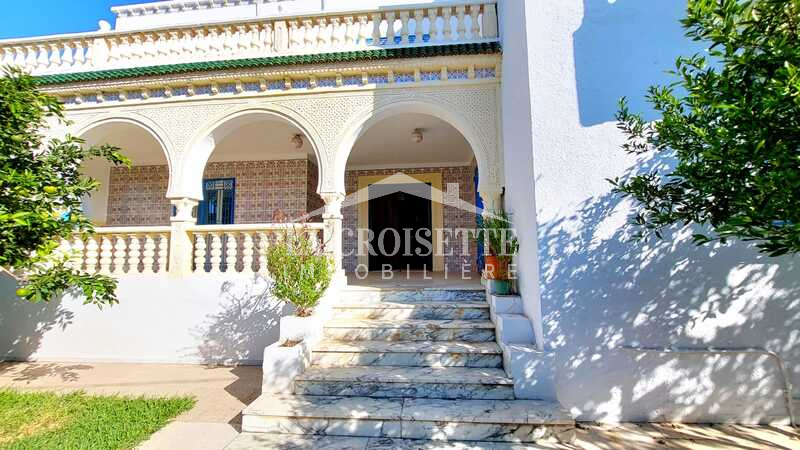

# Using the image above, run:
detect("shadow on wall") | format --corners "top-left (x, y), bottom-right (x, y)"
top-left (539, 154), bottom-right (800, 422)
top-left (0, 275), bottom-right (75, 363)
top-left (573, 0), bottom-right (704, 126)
top-left (189, 274), bottom-right (292, 365)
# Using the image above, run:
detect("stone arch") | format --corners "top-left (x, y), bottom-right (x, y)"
top-left (73, 114), bottom-right (177, 195)
top-left (179, 104), bottom-right (325, 200)
top-left (330, 97), bottom-right (501, 195)
top-left (72, 114), bottom-right (176, 225)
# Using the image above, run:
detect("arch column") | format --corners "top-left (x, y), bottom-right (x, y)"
top-left (168, 197), bottom-right (198, 277)
top-left (320, 191), bottom-right (347, 287)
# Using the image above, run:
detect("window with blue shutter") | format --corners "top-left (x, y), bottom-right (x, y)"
top-left (198, 178), bottom-right (235, 225)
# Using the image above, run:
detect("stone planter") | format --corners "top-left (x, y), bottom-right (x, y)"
top-left (279, 315), bottom-right (323, 344)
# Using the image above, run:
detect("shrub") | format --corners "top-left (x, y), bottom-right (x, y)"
top-left (265, 227), bottom-right (332, 317)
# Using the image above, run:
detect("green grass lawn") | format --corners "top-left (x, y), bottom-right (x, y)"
top-left (0, 389), bottom-right (195, 450)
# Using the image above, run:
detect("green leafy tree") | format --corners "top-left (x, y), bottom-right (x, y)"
top-left (265, 227), bottom-right (332, 317)
top-left (611, 0), bottom-right (800, 256)
top-left (0, 67), bottom-right (129, 306)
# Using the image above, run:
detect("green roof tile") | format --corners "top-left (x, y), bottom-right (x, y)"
top-left (35, 43), bottom-right (500, 86)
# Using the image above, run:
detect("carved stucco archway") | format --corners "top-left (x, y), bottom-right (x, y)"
top-left (178, 104), bottom-right (325, 201)
top-left (330, 93), bottom-right (502, 195)
top-left (71, 112), bottom-right (176, 191)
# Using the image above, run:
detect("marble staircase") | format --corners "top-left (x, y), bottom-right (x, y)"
top-left (239, 287), bottom-right (574, 448)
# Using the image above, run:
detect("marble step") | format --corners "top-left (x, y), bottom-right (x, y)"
top-left (342, 288), bottom-right (487, 303)
top-left (227, 434), bottom-right (555, 449)
top-left (241, 395), bottom-right (575, 443)
top-left (324, 319), bottom-right (496, 342)
top-left (333, 301), bottom-right (491, 320)
top-left (293, 366), bottom-right (514, 400)
top-left (312, 340), bottom-right (503, 368)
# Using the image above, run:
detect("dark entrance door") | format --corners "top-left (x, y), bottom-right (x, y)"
top-left (368, 183), bottom-right (433, 271)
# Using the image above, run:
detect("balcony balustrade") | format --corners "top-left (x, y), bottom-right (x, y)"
top-left (0, 2), bottom-right (498, 77)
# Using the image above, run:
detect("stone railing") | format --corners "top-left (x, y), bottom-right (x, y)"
top-left (0, 1), bottom-right (498, 76)
top-left (62, 226), bottom-right (172, 275)
top-left (190, 223), bottom-right (325, 274)
top-left (58, 223), bottom-right (325, 276)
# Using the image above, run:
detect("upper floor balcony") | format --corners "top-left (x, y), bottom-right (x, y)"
top-left (0, 0), bottom-right (499, 78)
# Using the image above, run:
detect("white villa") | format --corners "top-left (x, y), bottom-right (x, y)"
top-left (1, 0), bottom-right (799, 444)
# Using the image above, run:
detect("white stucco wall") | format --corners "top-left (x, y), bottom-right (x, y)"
top-left (500, 0), bottom-right (800, 423)
top-left (0, 274), bottom-right (291, 365)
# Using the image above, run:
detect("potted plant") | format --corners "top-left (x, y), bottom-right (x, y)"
top-left (476, 210), bottom-right (519, 295)
top-left (265, 225), bottom-right (333, 343)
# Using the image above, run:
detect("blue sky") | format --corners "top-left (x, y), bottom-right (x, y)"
top-left (0, 1), bottom-right (161, 39)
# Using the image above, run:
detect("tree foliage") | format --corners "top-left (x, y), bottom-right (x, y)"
top-left (0, 67), bottom-right (129, 305)
top-left (265, 227), bottom-right (332, 317)
top-left (611, 0), bottom-right (800, 256)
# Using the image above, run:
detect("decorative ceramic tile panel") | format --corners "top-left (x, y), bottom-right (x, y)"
top-left (106, 159), bottom-right (322, 226)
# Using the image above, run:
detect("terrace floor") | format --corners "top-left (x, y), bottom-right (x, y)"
top-left (0, 362), bottom-right (797, 449)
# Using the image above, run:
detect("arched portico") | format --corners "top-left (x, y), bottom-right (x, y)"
top-left (178, 106), bottom-right (325, 202)
top-left (74, 115), bottom-right (173, 226)
top-left (330, 98), bottom-right (503, 200)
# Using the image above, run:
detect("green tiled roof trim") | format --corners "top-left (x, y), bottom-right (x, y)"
top-left (36, 42), bottom-right (501, 86)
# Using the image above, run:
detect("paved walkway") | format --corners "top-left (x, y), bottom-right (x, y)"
top-left (0, 362), bottom-right (798, 449)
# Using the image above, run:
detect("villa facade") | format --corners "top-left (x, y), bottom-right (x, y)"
top-left (1, 0), bottom-right (799, 428)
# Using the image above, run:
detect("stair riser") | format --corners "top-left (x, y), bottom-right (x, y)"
top-left (345, 290), bottom-right (486, 303)
top-left (323, 328), bottom-right (496, 342)
top-left (242, 415), bottom-right (571, 443)
top-left (332, 308), bottom-right (490, 320)
top-left (293, 380), bottom-right (514, 400)
top-left (312, 351), bottom-right (503, 368)
top-left (242, 416), bottom-right (399, 438)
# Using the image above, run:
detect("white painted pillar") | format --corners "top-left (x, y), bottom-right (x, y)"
top-left (168, 197), bottom-right (198, 277)
top-left (320, 191), bottom-right (347, 287)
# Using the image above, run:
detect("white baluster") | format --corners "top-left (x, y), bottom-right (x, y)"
top-left (317, 17), bottom-right (330, 48)
top-left (209, 233), bottom-right (222, 273)
top-left (48, 43), bottom-right (61, 67)
top-left (288, 20), bottom-right (301, 49)
top-left (113, 235), bottom-right (127, 275)
top-left (73, 40), bottom-right (86, 66)
top-left (443, 7), bottom-right (453, 41)
top-left (308, 229), bottom-right (319, 252)
top-left (142, 235), bottom-right (156, 274)
top-left (414, 9), bottom-right (425, 43)
top-left (225, 232), bottom-right (238, 273)
top-left (143, 34), bottom-right (158, 60)
top-left (249, 24), bottom-right (262, 53)
top-left (428, 8), bottom-right (440, 42)
top-left (99, 236), bottom-right (113, 274)
top-left (35, 44), bottom-right (49, 69)
top-left (371, 13), bottom-right (382, 45)
top-left (242, 233), bottom-right (254, 273)
top-left (157, 234), bottom-right (169, 274)
top-left (469, 4), bottom-right (481, 39)
top-left (70, 237), bottom-right (85, 270)
top-left (194, 233), bottom-right (207, 273)
top-left (24, 46), bottom-right (38, 71)
top-left (156, 33), bottom-right (169, 62)
top-left (85, 237), bottom-right (99, 274)
top-left (357, 15), bottom-right (370, 46)
top-left (263, 22), bottom-right (274, 52)
top-left (169, 31), bottom-right (181, 58)
top-left (0, 48), bottom-right (10, 66)
top-left (208, 28), bottom-right (221, 55)
top-left (13, 46), bottom-right (26, 67)
top-left (456, 5), bottom-right (467, 40)
top-left (302, 19), bottom-right (316, 49)
top-left (258, 232), bottom-right (269, 274)
top-left (127, 235), bottom-right (141, 274)
top-left (182, 30), bottom-right (195, 60)
top-left (344, 16), bottom-right (357, 46)
top-left (236, 25), bottom-right (249, 51)
top-left (222, 26), bottom-right (234, 52)
top-left (399, 11), bottom-right (410, 45)
top-left (332, 17), bottom-right (344, 47)
top-left (386, 12), bottom-right (396, 44)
